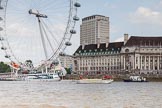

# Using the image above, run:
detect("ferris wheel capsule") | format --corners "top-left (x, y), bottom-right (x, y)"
top-left (74, 2), bottom-right (81, 7)
top-left (5, 55), bottom-right (10, 58)
top-left (0, 6), bottom-right (3, 10)
top-left (70, 29), bottom-right (76, 34)
top-left (0, 17), bottom-right (3, 21)
top-left (0, 37), bottom-right (4, 41)
top-left (0, 27), bottom-right (3, 31)
top-left (65, 41), bottom-right (72, 46)
top-left (73, 16), bottom-right (79, 21)
top-left (1, 46), bottom-right (7, 50)
top-left (59, 52), bottom-right (66, 56)
top-left (52, 60), bottom-right (59, 65)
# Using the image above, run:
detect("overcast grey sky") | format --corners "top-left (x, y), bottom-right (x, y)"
top-left (1, 0), bottom-right (162, 64)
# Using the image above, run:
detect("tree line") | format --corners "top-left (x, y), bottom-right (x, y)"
top-left (0, 62), bottom-right (11, 73)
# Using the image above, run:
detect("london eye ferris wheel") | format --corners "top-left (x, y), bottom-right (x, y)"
top-left (0, 0), bottom-right (80, 70)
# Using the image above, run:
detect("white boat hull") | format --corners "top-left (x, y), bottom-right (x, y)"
top-left (123, 76), bottom-right (148, 82)
top-left (77, 79), bottom-right (113, 84)
top-left (24, 78), bottom-right (61, 82)
top-left (23, 73), bottom-right (61, 82)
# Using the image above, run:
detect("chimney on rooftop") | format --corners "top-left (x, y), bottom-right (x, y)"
top-left (106, 42), bottom-right (109, 48)
top-left (124, 34), bottom-right (129, 45)
top-left (97, 38), bottom-right (100, 48)
top-left (82, 41), bottom-right (85, 50)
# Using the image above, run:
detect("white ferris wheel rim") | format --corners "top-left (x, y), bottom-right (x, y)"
top-left (0, 0), bottom-right (80, 68)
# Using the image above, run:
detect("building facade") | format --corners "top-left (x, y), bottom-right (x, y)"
top-left (121, 36), bottom-right (162, 76)
top-left (74, 35), bottom-right (162, 77)
top-left (73, 42), bottom-right (123, 75)
top-left (80, 15), bottom-right (110, 45)
top-left (59, 55), bottom-right (73, 69)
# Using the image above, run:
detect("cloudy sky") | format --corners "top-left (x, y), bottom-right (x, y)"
top-left (69, 0), bottom-right (162, 55)
top-left (78, 0), bottom-right (162, 41)
top-left (1, 0), bottom-right (162, 63)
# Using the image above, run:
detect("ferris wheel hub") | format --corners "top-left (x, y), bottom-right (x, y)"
top-left (29, 9), bottom-right (48, 18)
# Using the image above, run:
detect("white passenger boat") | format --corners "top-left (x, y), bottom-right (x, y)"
top-left (24, 73), bottom-right (61, 81)
top-left (23, 64), bottom-right (67, 81)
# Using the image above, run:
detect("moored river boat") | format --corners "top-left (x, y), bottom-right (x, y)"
top-left (77, 78), bottom-right (113, 84)
top-left (24, 73), bottom-right (61, 81)
top-left (77, 75), bottom-right (113, 84)
top-left (123, 76), bottom-right (148, 82)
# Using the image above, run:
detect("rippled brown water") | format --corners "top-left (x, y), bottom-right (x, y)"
top-left (0, 81), bottom-right (162, 108)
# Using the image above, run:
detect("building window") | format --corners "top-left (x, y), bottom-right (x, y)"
top-left (125, 49), bottom-right (129, 53)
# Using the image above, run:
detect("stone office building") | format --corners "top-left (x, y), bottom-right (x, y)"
top-left (121, 36), bottom-right (162, 76)
top-left (73, 35), bottom-right (162, 77)
top-left (73, 42), bottom-right (124, 75)
top-left (80, 15), bottom-right (110, 45)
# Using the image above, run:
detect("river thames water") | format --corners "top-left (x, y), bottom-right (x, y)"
top-left (0, 81), bottom-right (162, 108)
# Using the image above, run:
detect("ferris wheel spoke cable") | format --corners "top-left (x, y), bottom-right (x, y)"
top-left (49, 1), bottom-right (75, 59)
top-left (42, 5), bottom-right (69, 13)
top-left (6, 4), bottom-right (37, 61)
top-left (41, 19), bottom-right (60, 45)
top-left (7, 14), bottom-right (32, 56)
top-left (39, 19), bottom-right (56, 55)
top-left (40, 0), bottom-right (68, 11)
top-left (37, 17), bottom-right (48, 59)
top-left (4, 0), bottom-right (67, 63)
top-left (8, 1), bottom-right (29, 12)
top-left (16, 0), bottom-right (27, 7)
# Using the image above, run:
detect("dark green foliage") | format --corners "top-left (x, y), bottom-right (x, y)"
top-left (65, 68), bottom-right (71, 74)
top-left (0, 62), bottom-right (11, 73)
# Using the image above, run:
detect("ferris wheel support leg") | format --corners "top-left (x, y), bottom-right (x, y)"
top-left (42, 68), bottom-right (44, 74)
top-left (15, 69), bottom-right (18, 77)
top-left (10, 68), bottom-right (17, 77)
top-left (46, 66), bottom-right (48, 73)
top-left (12, 68), bottom-right (14, 73)
top-left (10, 68), bottom-right (14, 78)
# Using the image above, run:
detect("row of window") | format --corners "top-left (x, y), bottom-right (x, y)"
top-left (135, 56), bottom-right (162, 64)
top-left (140, 48), bottom-right (162, 51)
top-left (77, 51), bottom-right (119, 56)
top-left (79, 71), bottom-right (121, 75)
top-left (79, 48), bottom-right (121, 53)
top-left (80, 66), bottom-right (120, 71)
top-left (80, 58), bottom-right (120, 62)
top-left (79, 59), bottom-right (120, 66)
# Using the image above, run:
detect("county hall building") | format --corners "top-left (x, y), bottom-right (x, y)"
top-left (74, 35), bottom-right (162, 77)
top-left (73, 15), bottom-right (162, 77)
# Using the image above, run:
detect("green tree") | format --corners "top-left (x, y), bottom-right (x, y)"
top-left (0, 62), bottom-right (11, 73)
top-left (65, 68), bottom-right (71, 74)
